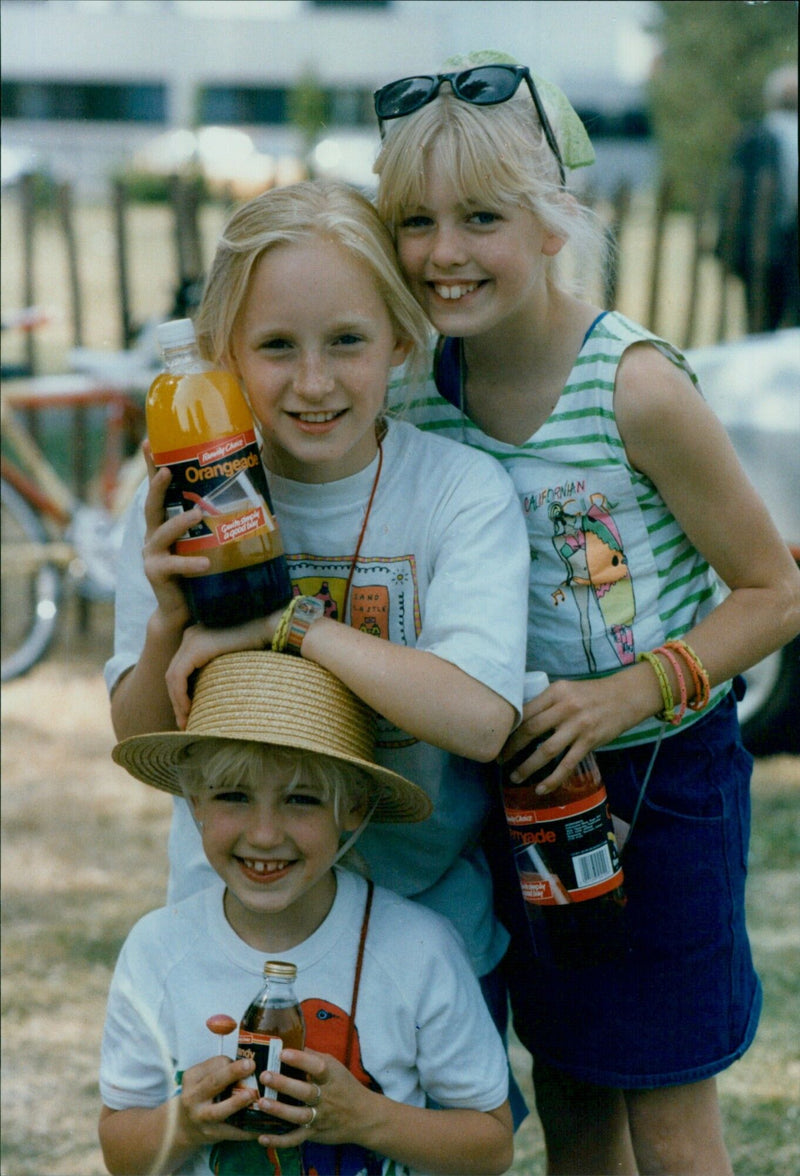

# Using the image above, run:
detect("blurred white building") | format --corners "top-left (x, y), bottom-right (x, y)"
top-left (1, 0), bottom-right (658, 195)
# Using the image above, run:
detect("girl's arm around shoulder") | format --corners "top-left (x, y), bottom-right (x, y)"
top-left (616, 341), bottom-right (800, 681)
top-left (299, 432), bottom-right (528, 760)
top-left (166, 431), bottom-right (528, 758)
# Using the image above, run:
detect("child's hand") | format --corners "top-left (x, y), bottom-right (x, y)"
top-left (165, 607), bottom-right (287, 729)
top-left (250, 1047), bottom-right (376, 1149)
top-left (501, 675), bottom-right (644, 793)
top-left (141, 447), bottom-right (209, 630)
top-left (178, 1055), bottom-right (261, 1146)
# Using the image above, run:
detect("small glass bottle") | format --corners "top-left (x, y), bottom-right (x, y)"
top-left (503, 672), bottom-right (627, 968)
top-left (147, 318), bottom-right (293, 627)
top-left (226, 960), bottom-right (306, 1133)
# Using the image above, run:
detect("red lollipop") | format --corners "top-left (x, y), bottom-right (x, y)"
top-left (206, 1014), bottom-right (237, 1055)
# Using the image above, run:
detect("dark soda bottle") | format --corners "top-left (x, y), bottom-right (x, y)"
top-left (503, 672), bottom-right (627, 968)
top-left (147, 318), bottom-right (293, 627)
top-left (226, 960), bottom-right (306, 1133)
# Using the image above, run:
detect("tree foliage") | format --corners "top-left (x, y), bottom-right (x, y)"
top-left (287, 69), bottom-right (327, 158)
top-left (647, 1), bottom-right (798, 206)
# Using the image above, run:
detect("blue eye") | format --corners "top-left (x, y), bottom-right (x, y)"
top-left (212, 790), bottom-right (249, 804)
top-left (468, 211), bottom-right (500, 225)
top-left (335, 333), bottom-right (363, 346)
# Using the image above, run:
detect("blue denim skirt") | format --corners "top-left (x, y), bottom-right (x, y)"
top-left (492, 688), bottom-right (762, 1088)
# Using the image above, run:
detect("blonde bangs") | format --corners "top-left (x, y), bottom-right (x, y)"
top-left (376, 94), bottom-right (558, 231)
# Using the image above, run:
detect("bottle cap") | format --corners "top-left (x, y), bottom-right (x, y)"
top-left (263, 960), bottom-right (297, 978)
top-left (156, 317), bottom-right (197, 351)
top-left (523, 671), bottom-right (549, 703)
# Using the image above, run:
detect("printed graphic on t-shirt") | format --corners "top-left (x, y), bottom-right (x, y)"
top-left (288, 554), bottom-right (420, 749)
top-left (547, 492), bottom-right (636, 672)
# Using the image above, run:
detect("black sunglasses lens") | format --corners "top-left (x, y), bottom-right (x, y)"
top-left (455, 66), bottom-right (520, 105)
top-left (376, 76), bottom-right (436, 118)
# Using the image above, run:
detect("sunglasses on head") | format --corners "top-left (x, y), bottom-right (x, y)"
top-left (374, 64), bottom-right (565, 186)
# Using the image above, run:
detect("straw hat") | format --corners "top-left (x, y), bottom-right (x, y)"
top-left (112, 651), bottom-right (432, 824)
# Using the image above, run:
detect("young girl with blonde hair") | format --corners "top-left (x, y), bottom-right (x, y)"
top-left (374, 50), bottom-right (800, 1176)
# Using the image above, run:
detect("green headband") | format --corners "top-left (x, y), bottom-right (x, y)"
top-left (441, 50), bottom-right (595, 170)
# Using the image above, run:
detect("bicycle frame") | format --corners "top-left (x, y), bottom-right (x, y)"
top-left (1, 377), bottom-right (146, 680)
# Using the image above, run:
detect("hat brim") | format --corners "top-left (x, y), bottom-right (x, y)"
top-left (112, 730), bottom-right (431, 824)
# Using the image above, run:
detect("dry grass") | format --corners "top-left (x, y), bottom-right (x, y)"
top-left (1, 601), bottom-right (798, 1176)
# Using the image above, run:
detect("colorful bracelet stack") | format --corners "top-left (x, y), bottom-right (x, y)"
top-left (637, 639), bottom-right (711, 726)
top-left (270, 598), bottom-right (299, 654)
top-left (270, 595), bottom-right (326, 656)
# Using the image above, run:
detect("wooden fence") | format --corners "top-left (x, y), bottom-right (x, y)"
top-left (2, 170), bottom-right (758, 377)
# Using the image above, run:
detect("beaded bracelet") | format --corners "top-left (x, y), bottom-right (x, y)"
top-left (653, 644), bottom-right (688, 725)
top-left (665, 639), bottom-right (711, 712)
top-left (637, 650), bottom-right (676, 723)
top-left (270, 598), bottom-right (299, 654)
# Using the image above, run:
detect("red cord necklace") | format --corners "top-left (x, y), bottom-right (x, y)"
top-left (341, 435), bottom-right (383, 620)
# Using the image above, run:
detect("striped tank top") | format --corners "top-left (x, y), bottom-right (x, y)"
top-left (390, 311), bottom-right (728, 748)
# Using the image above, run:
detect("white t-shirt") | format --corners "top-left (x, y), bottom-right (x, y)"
top-left (106, 419), bottom-right (529, 976)
top-left (99, 869), bottom-right (509, 1176)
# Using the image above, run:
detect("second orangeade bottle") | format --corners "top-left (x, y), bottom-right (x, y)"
top-left (503, 672), bottom-right (627, 968)
top-left (147, 319), bottom-right (293, 627)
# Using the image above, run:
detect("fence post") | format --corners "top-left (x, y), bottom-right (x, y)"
top-left (604, 181), bottom-right (631, 310)
top-left (19, 172), bottom-right (37, 377)
top-left (57, 180), bottom-right (84, 349)
top-left (168, 173), bottom-right (204, 299)
top-left (112, 178), bottom-right (135, 349)
top-left (682, 190), bottom-right (709, 349)
top-left (646, 176), bottom-right (672, 334)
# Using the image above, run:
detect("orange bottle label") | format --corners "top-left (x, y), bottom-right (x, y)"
top-left (146, 368), bottom-right (285, 575)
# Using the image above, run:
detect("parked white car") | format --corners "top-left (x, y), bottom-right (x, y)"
top-left (688, 329), bottom-right (800, 756)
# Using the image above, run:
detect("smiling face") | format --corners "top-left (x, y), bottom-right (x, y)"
top-left (230, 235), bottom-right (410, 483)
top-left (395, 150), bottom-right (564, 343)
top-left (191, 752), bottom-right (366, 950)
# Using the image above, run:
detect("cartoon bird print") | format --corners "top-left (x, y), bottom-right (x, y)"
top-left (302, 998), bottom-right (386, 1176)
top-left (302, 998), bottom-right (381, 1091)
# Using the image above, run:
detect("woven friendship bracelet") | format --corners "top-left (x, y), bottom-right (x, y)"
top-left (270, 598), bottom-right (299, 654)
top-left (637, 650), bottom-right (676, 724)
top-left (653, 644), bottom-right (687, 726)
top-left (665, 639), bottom-right (711, 712)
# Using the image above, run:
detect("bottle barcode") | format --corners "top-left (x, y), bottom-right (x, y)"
top-left (572, 843), bottom-right (613, 887)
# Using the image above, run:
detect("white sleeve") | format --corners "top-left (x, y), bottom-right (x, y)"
top-left (104, 478), bottom-right (157, 696)
top-left (413, 917), bottom-right (509, 1111)
top-left (416, 445), bottom-right (528, 718)
top-left (99, 926), bottom-right (176, 1111)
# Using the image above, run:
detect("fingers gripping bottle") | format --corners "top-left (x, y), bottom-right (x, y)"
top-left (147, 319), bottom-right (293, 627)
top-left (226, 960), bottom-right (306, 1133)
top-left (503, 672), bottom-right (627, 968)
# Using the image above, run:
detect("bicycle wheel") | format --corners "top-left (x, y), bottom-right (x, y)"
top-left (1, 477), bottom-right (61, 682)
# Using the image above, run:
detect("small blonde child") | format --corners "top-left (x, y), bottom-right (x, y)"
top-left (374, 49), bottom-right (800, 1176)
top-left (99, 652), bottom-right (513, 1176)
